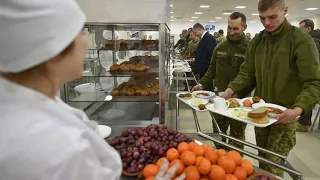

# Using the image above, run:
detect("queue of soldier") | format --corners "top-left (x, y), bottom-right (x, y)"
top-left (173, 0), bottom-right (320, 177)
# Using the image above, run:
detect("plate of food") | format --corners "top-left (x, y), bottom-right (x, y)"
top-left (177, 92), bottom-right (193, 99)
top-left (189, 98), bottom-right (209, 107)
top-left (192, 90), bottom-right (215, 99)
top-left (252, 103), bottom-right (286, 118)
top-left (227, 98), bottom-right (243, 108)
top-left (230, 108), bottom-right (250, 119)
top-left (240, 96), bottom-right (265, 108)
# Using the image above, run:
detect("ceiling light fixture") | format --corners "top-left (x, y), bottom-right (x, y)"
top-left (189, 20), bottom-right (195, 22)
top-left (210, 20), bottom-right (215, 22)
top-left (305, 8), bottom-right (318, 11)
top-left (195, 12), bottom-right (203, 14)
top-left (170, 12), bottom-right (173, 14)
top-left (251, 13), bottom-right (259, 16)
top-left (191, 17), bottom-right (198, 18)
top-left (223, 13), bottom-right (232, 15)
top-left (215, 17), bottom-right (222, 19)
top-left (170, 19), bottom-right (174, 21)
top-left (170, 4), bottom-right (173, 7)
top-left (235, 6), bottom-right (246, 9)
top-left (200, 5), bottom-right (210, 8)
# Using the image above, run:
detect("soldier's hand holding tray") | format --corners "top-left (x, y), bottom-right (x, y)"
top-left (275, 107), bottom-right (303, 124)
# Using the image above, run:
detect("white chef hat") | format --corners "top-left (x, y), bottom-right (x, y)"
top-left (0, 0), bottom-right (86, 73)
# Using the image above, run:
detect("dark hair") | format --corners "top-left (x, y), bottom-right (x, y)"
top-left (193, 23), bottom-right (205, 30)
top-left (218, 29), bottom-right (224, 35)
top-left (258, 0), bottom-right (285, 12)
top-left (188, 27), bottom-right (193, 31)
top-left (300, 19), bottom-right (315, 31)
top-left (229, 12), bottom-right (247, 24)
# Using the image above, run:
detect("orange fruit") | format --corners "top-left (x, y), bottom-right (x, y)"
top-left (184, 165), bottom-right (200, 180)
top-left (202, 144), bottom-right (213, 152)
top-left (241, 159), bottom-right (254, 175)
top-left (195, 156), bottom-right (205, 167)
top-left (196, 157), bottom-right (211, 175)
top-left (216, 149), bottom-right (227, 157)
top-left (243, 99), bottom-right (252, 107)
top-left (209, 165), bottom-right (226, 180)
top-left (145, 177), bottom-right (155, 180)
top-left (166, 148), bottom-right (179, 161)
top-left (191, 145), bottom-right (205, 157)
top-left (181, 150), bottom-right (196, 166)
top-left (169, 159), bottom-right (185, 176)
top-left (204, 149), bottom-right (218, 164)
top-left (143, 164), bottom-right (159, 178)
top-left (234, 167), bottom-right (247, 180)
top-left (156, 157), bottom-right (167, 168)
top-left (228, 150), bottom-right (242, 166)
top-left (188, 142), bottom-right (197, 150)
top-left (218, 156), bottom-right (236, 174)
top-left (226, 174), bottom-right (238, 180)
top-left (177, 142), bottom-right (190, 154)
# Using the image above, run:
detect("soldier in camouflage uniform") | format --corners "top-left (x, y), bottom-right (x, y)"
top-left (222, 0), bottom-right (320, 177)
top-left (192, 12), bottom-right (251, 149)
top-left (183, 29), bottom-right (199, 59)
top-left (216, 29), bottom-right (227, 44)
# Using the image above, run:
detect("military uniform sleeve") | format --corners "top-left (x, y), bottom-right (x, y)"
top-left (174, 39), bottom-right (182, 49)
top-left (228, 42), bottom-right (256, 93)
top-left (293, 37), bottom-right (320, 112)
top-left (200, 49), bottom-right (217, 90)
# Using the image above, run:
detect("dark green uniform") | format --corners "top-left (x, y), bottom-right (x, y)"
top-left (173, 37), bottom-right (186, 50)
top-left (216, 35), bottom-right (226, 44)
top-left (228, 19), bottom-right (320, 177)
top-left (183, 38), bottom-right (199, 59)
top-left (200, 34), bottom-right (251, 149)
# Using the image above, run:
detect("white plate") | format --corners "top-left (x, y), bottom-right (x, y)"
top-left (252, 103), bottom-right (287, 118)
top-left (176, 92), bottom-right (210, 112)
top-left (97, 125), bottom-right (112, 138)
top-left (240, 97), bottom-right (265, 106)
top-left (192, 91), bottom-right (215, 99)
top-left (227, 98), bottom-right (243, 108)
top-left (188, 98), bottom-right (209, 107)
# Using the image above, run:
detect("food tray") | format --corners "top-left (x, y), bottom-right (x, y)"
top-left (206, 104), bottom-right (277, 127)
top-left (176, 92), bottom-right (210, 112)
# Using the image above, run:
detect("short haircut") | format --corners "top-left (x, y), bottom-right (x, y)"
top-left (300, 19), bottom-right (315, 31)
top-left (229, 12), bottom-right (247, 24)
top-left (188, 27), bottom-right (193, 31)
top-left (258, 0), bottom-right (285, 12)
top-left (218, 29), bottom-right (224, 35)
top-left (193, 23), bottom-right (205, 30)
top-left (182, 29), bottom-right (188, 34)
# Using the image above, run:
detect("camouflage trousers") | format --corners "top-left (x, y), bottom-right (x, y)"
top-left (255, 121), bottom-right (296, 177)
top-left (210, 112), bottom-right (247, 150)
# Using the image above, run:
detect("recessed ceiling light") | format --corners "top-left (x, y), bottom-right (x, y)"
top-left (195, 12), bottom-right (203, 14)
top-left (215, 17), bottom-right (222, 19)
top-left (223, 13), bottom-right (232, 15)
top-left (170, 12), bottom-right (173, 14)
top-left (170, 19), bottom-right (174, 21)
top-left (305, 8), bottom-right (318, 11)
top-left (170, 4), bottom-right (173, 7)
top-left (235, 6), bottom-right (246, 9)
top-left (251, 13), bottom-right (259, 16)
top-left (200, 5), bottom-right (210, 8)
top-left (189, 20), bottom-right (195, 22)
top-left (191, 17), bottom-right (198, 19)
top-left (209, 20), bottom-right (215, 22)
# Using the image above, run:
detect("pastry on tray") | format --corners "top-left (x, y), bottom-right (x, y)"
top-left (127, 89), bottom-right (136, 96)
top-left (248, 107), bottom-right (269, 124)
top-left (119, 64), bottom-right (130, 71)
top-left (120, 89), bottom-right (127, 96)
top-left (252, 96), bottom-right (261, 103)
top-left (135, 88), bottom-right (142, 96)
top-left (150, 89), bottom-right (158, 95)
top-left (111, 89), bottom-right (120, 96)
top-left (228, 98), bottom-right (241, 108)
top-left (110, 64), bottom-right (120, 72)
top-left (141, 90), bottom-right (150, 96)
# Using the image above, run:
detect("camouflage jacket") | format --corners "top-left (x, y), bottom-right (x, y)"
top-left (183, 38), bottom-right (199, 59)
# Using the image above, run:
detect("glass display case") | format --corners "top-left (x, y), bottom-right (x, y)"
top-left (60, 23), bottom-right (171, 133)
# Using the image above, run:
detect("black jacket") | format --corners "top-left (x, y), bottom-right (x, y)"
top-left (195, 32), bottom-right (217, 75)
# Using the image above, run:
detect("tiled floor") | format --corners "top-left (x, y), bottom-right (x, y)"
top-left (167, 101), bottom-right (320, 180)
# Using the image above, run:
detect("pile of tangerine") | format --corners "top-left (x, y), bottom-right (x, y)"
top-left (142, 142), bottom-right (254, 180)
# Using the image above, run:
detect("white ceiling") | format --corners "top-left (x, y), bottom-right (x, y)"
top-left (169, 0), bottom-right (320, 23)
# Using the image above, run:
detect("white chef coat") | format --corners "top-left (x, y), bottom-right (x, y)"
top-left (0, 77), bottom-right (122, 180)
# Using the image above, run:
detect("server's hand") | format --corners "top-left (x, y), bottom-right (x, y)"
top-left (154, 158), bottom-right (185, 180)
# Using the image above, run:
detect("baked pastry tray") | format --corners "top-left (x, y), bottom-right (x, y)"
top-left (206, 104), bottom-right (277, 127)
